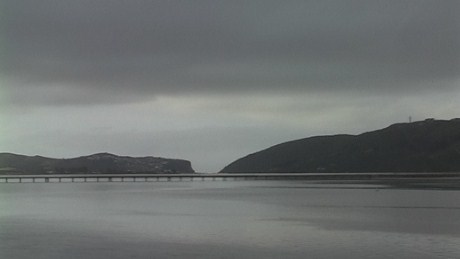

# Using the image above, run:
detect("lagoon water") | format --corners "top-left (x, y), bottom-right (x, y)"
top-left (1, 180), bottom-right (459, 258)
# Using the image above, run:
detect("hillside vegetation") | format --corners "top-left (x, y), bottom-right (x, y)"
top-left (0, 153), bottom-right (194, 174)
top-left (221, 119), bottom-right (460, 173)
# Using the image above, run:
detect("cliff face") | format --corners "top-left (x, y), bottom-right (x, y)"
top-left (0, 153), bottom-right (194, 174)
top-left (221, 118), bottom-right (460, 173)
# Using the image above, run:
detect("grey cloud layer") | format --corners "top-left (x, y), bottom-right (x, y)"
top-left (3, 0), bottom-right (459, 106)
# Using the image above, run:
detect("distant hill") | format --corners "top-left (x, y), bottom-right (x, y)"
top-left (221, 118), bottom-right (460, 173)
top-left (0, 153), bottom-right (194, 174)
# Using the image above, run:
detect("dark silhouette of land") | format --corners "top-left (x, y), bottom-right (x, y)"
top-left (221, 118), bottom-right (460, 173)
top-left (0, 152), bottom-right (194, 174)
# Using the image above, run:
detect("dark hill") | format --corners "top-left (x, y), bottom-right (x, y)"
top-left (0, 152), bottom-right (194, 174)
top-left (221, 118), bottom-right (460, 173)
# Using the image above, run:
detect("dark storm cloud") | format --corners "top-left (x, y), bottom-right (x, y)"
top-left (2, 0), bottom-right (459, 105)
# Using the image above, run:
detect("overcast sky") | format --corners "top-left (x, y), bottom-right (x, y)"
top-left (1, 0), bottom-right (459, 172)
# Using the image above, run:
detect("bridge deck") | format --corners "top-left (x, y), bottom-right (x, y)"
top-left (1, 172), bottom-right (460, 183)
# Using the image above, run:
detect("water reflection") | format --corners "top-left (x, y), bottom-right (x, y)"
top-left (1, 181), bottom-right (459, 258)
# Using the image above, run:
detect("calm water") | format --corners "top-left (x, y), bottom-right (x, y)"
top-left (1, 181), bottom-right (459, 258)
